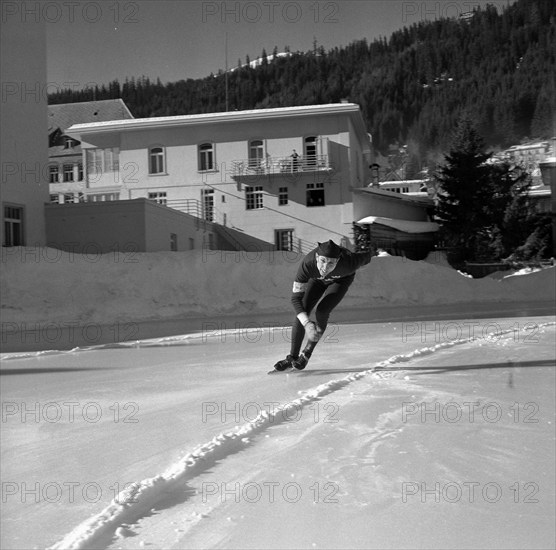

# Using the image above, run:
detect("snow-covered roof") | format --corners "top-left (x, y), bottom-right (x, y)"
top-left (354, 186), bottom-right (434, 207)
top-left (356, 216), bottom-right (439, 233)
top-left (378, 180), bottom-right (425, 185)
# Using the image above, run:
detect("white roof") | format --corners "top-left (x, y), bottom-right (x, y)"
top-left (379, 180), bottom-right (425, 185)
top-left (507, 142), bottom-right (548, 150)
top-left (355, 186), bottom-right (434, 206)
top-left (356, 216), bottom-right (439, 233)
top-left (66, 103), bottom-right (366, 135)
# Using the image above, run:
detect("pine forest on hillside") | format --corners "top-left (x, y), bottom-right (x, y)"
top-left (49, 0), bottom-right (556, 171)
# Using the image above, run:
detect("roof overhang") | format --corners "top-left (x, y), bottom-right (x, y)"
top-left (353, 186), bottom-right (434, 207)
top-left (66, 103), bottom-right (369, 142)
top-left (356, 216), bottom-right (439, 233)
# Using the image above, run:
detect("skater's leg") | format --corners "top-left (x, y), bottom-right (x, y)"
top-left (290, 317), bottom-right (305, 358)
top-left (302, 281), bottom-right (351, 357)
top-left (290, 280), bottom-right (326, 357)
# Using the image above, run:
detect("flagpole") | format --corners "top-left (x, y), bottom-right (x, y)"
top-left (225, 31), bottom-right (229, 112)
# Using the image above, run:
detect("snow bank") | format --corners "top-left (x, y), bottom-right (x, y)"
top-left (1, 247), bottom-right (554, 325)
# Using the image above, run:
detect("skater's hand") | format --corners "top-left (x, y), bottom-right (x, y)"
top-left (305, 322), bottom-right (322, 342)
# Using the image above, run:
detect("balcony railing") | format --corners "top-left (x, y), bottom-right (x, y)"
top-left (230, 155), bottom-right (331, 178)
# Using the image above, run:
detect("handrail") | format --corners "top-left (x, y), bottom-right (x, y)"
top-left (162, 199), bottom-right (337, 255)
top-left (230, 154), bottom-right (330, 177)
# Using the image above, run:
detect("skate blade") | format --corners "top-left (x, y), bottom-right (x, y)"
top-left (267, 366), bottom-right (294, 374)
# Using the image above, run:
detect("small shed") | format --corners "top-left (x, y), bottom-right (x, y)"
top-left (352, 187), bottom-right (437, 259)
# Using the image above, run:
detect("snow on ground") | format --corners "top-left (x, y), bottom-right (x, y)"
top-left (1, 247), bottom-right (554, 326)
top-left (1, 247), bottom-right (555, 549)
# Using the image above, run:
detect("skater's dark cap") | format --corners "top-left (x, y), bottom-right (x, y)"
top-left (316, 240), bottom-right (342, 258)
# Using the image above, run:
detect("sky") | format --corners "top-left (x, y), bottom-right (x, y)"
top-left (41, 0), bottom-right (513, 89)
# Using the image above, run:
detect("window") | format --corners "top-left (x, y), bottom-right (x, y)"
top-left (49, 165), bottom-right (59, 183)
top-left (170, 233), bottom-right (178, 251)
top-left (3, 206), bottom-right (24, 246)
top-left (104, 148), bottom-right (119, 172)
top-left (248, 140), bottom-right (264, 169)
top-left (86, 147), bottom-right (120, 176)
top-left (149, 146), bottom-right (165, 174)
top-left (87, 193), bottom-right (120, 202)
top-left (63, 193), bottom-right (75, 204)
top-left (199, 143), bottom-right (215, 171)
top-left (77, 163), bottom-right (83, 181)
top-left (304, 136), bottom-right (317, 166)
top-left (148, 192), bottom-right (167, 205)
top-left (279, 186), bottom-right (288, 205)
top-left (246, 186), bottom-right (263, 210)
top-left (202, 189), bottom-right (214, 222)
top-left (87, 148), bottom-right (102, 176)
top-left (49, 194), bottom-right (60, 204)
top-left (275, 229), bottom-right (293, 251)
top-left (306, 182), bottom-right (325, 207)
top-left (63, 164), bottom-right (74, 182)
top-left (64, 136), bottom-right (78, 149)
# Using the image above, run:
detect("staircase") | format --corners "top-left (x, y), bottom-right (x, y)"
top-left (162, 198), bottom-right (331, 255)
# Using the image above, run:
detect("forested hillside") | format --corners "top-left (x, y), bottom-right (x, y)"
top-left (49, 0), bottom-right (555, 167)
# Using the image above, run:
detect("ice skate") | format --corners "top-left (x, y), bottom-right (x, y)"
top-left (292, 352), bottom-right (309, 370)
top-left (273, 354), bottom-right (296, 371)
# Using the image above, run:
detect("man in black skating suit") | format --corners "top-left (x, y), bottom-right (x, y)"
top-left (274, 239), bottom-right (373, 371)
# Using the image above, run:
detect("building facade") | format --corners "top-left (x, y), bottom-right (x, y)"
top-left (378, 179), bottom-right (427, 194)
top-left (48, 99), bottom-right (134, 204)
top-left (503, 141), bottom-right (554, 172)
top-left (44, 198), bottom-right (276, 254)
top-left (1, 12), bottom-right (50, 247)
top-left (66, 103), bottom-right (373, 251)
top-left (352, 187), bottom-right (437, 259)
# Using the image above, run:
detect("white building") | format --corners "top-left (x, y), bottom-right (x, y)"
top-left (502, 141), bottom-right (554, 172)
top-left (48, 99), bottom-right (134, 204)
top-left (378, 180), bottom-right (427, 195)
top-left (66, 103), bottom-right (373, 251)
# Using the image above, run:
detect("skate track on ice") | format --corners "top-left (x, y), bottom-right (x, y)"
top-left (40, 320), bottom-right (556, 550)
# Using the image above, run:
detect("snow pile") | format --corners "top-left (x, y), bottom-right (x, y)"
top-left (1, 246), bottom-right (554, 325)
top-left (503, 266), bottom-right (543, 277)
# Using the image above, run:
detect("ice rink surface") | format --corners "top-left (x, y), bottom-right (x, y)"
top-left (1, 309), bottom-right (555, 550)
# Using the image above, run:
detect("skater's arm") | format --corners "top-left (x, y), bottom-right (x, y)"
top-left (345, 250), bottom-right (373, 271)
top-left (291, 283), bottom-right (307, 316)
top-left (291, 286), bottom-right (315, 335)
top-left (290, 254), bottom-right (313, 315)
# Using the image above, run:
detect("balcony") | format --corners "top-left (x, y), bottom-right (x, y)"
top-left (230, 154), bottom-right (331, 179)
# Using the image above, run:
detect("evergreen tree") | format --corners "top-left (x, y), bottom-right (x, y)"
top-left (434, 117), bottom-right (492, 261)
top-left (435, 118), bottom-right (549, 263)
